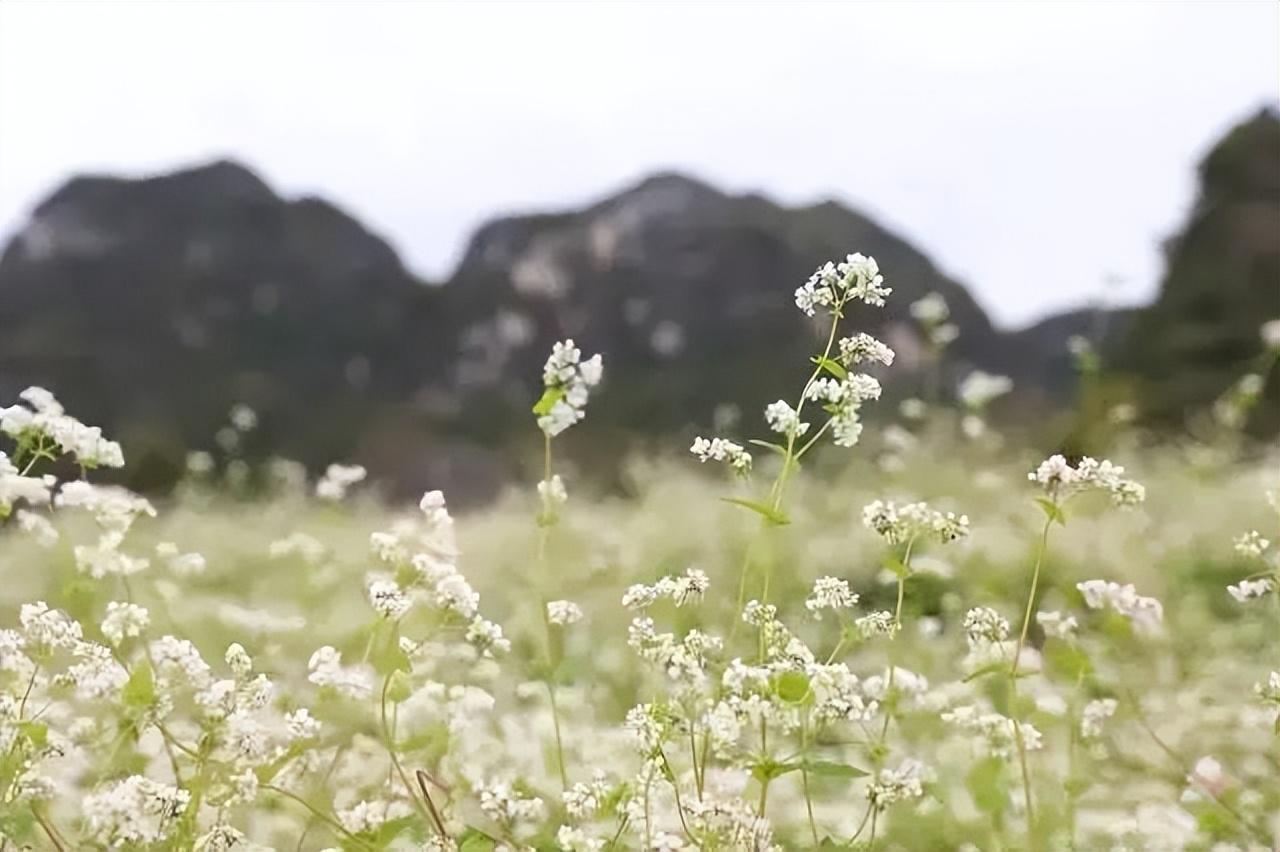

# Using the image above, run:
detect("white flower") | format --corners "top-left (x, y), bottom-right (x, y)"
top-left (764, 400), bottom-right (809, 438)
top-left (538, 474), bottom-right (568, 507)
top-left (867, 760), bottom-right (927, 807)
top-left (537, 340), bottom-right (604, 436)
top-left (14, 509), bottom-right (58, 547)
top-left (689, 436), bottom-right (752, 474)
top-left (478, 780), bottom-right (545, 827)
top-left (838, 332), bottom-right (895, 366)
top-left (1028, 455), bottom-right (1145, 506)
top-left (1226, 577), bottom-right (1275, 602)
top-left (1036, 610), bottom-right (1078, 639)
top-left (1081, 698), bottom-right (1118, 738)
top-left (367, 578), bottom-right (412, 619)
top-left (958, 371), bottom-right (1013, 410)
top-left (307, 646), bottom-right (372, 698)
top-left (546, 599), bottom-right (584, 626)
top-left (315, 463), bottom-right (366, 501)
top-left (20, 601), bottom-right (82, 650)
top-left (1076, 580), bottom-right (1164, 632)
top-left (863, 499), bottom-right (970, 545)
top-left (228, 404), bottom-right (258, 432)
top-left (101, 602), bottom-right (150, 645)
top-left (224, 642), bottom-right (253, 677)
top-left (910, 292), bottom-right (950, 325)
top-left (963, 607), bottom-right (1009, 645)
top-left (83, 775), bottom-right (190, 845)
top-left (1, 387), bottom-right (124, 469)
top-left (805, 576), bottom-right (859, 618)
top-left (856, 610), bottom-right (899, 639)
top-left (1233, 530), bottom-right (1270, 558)
top-left (466, 616), bottom-right (510, 657)
top-left (1261, 318), bottom-right (1280, 350)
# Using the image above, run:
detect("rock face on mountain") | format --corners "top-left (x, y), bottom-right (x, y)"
top-left (0, 156), bottom-right (1165, 494)
top-left (1119, 107), bottom-right (1280, 432)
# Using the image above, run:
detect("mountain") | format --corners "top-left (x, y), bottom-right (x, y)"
top-left (1119, 107), bottom-right (1280, 432)
top-left (0, 160), bottom-right (1133, 496)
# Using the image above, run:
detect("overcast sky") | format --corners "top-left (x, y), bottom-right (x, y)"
top-left (1, 2), bottom-right (1276, 328)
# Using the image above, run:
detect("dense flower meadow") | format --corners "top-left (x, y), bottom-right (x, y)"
top-left (0, 254), bottom-right (1277, 851)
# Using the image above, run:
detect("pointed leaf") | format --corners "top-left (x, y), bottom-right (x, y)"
top-left (1034, 498), bottom-right (1067, 526)
top-left (810, 355), bottom-right (848, 380)
top-left (531, 387), bottom-right (564, 417)
top-left (803, 760), bottom-right (869, 778)
top-left (720, 497), bottom-right (790, 526)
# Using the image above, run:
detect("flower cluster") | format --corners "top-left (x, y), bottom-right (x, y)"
top-left (794, 253), bottom-right (891, 316)
top-left (1029, 455), bottom-right (1145, 506)
top-left (1076, 579), bottom-right (1164, 633)
top-left (863, 499), bottom-right (971, 545)
top-left (689, 436), bottom-right (753, 474)
top-left (536, 339), bottom-right (604, 436)
top-left (804, 372), bottom-right (882, 446)
top-left (1, 386), bottom-right (124, 469)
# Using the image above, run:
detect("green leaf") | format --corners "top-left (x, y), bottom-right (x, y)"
top-left (882, 555), bottom-right (911, 579)
top-left (773, 671), bottom-right (811, 703)
top-left (122, 663), bottom-right (155, 709)
top-left (457, 828), bottom-right (498, 852)
top-left (385, 670), bottom-right (413, 704)
top-left (962, 661), bottom-right (1010, 684)
top-left (1045, 643), bottom-right (1093, 681)
top-left (1034, 498), bottom-right (1067, 527)
top-left (17, 721), bottom-right (47, 749)
top-left (966, 756), bottom-right (1008, 816)
top-left (531, 387), bottom-right (564, 417)
top-left (751, 759), bottom-right (800, 782)
top-left (747, 439), bottom-right (789, 458)
top-left (720, 497), bottom-right (790, 526)
top-left (810, 355), bottom-right (848, 380)
top-left (802, 759), bottom-right (869, 778)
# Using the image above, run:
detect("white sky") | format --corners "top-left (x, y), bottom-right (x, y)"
top-left (1, 1), bottom-right (1276, 328)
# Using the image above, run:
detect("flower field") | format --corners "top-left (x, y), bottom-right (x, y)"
top-left (0, 254), bottom-right (1276, 851)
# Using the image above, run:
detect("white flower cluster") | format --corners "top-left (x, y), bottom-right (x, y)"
top-left (1233, 530), bottom-right (1270, 558)
top-left (1076, 579), bottom-right (1164, 633)
top-left (763, 399), bottom-right (809, 439)
top-left (689, 436), bottom-right (752, 474)
top-left (804, 373), bottom-right (882, 446)
top-left (958, 371), bottom-right (1013, 410)
top-left (1, 386), bottom-right (124, 469)
top-left (546, 599), bottom-right (584, 626)
top-left (794, 253), bottom-right (891, 316)
top-left (83, 775), bottom-right (190, 845)
top-left (866, 759), bottom-right (928, 807)
top-left (804, 576), bottom-right (859, 618)
top-left (315, 462), bottom-right (366, 501)
top-left (909, 292), bottom-right (959, 346)
top-left (863, 499), bottom-right (971, 545)
top-left (537, 339), bottom-right (604, 437)
top-left (941, 705), bottom-right (1043, 758)
top-left (1226, 577), bottom-right (1275, 602)
top-left (838, 332), bottom-right (895, 367)
top-left (1080, 697), bottom-right (1118, 738)
top-left (0, 451), bottom-right (55, 519)
top-left (622, 567), bottom-right (711, 609)
top-left (1028, 455), bottom-right (1145, 506)
top-left (1036, 610), bottom-right (1079, 640)
top-left (307, 645), bottom-right (374, 699)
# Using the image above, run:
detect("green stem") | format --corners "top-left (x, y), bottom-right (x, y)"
top-left (263, 784), bottom-right (374, 850)
top-left (1009, 513), bottom-right (1053, 843)
top-left (379, 674), bottom-right (439, 835)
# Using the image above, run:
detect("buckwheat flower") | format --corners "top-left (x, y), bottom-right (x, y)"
top-left (764, 400), bottom-right (809, 438)
top-left (838, 332), bottom-right (895, 366)
top-left (1226, 577), bottom-right (1275, 602)
top-left (1036, 610), bottom-right (1078, 639)
top-left (963, 607), bottom-right (1010, 645)
top-left (269, 532), bottom-right (326, 564)
top-left (83, 775), bottom-right (191, 845)
top-left (668, 567), bottom-right (710, 606)
top-left (74, 538), bottom-right (151, 579)
top-left (55, 481), bottom-right (155, 532)
top-left (557, 825), bottom-right (605, 852)
top-left (367, 578), bottom-right (412, 619)
top-left (546, 599), bottom-right (584, 626)
top-left (1255, 671), bottom-right (1280, 704)
top-left (64, 641), bottom-right (130, 698)
top-left (1028, 455), bottom-right (1145, 506)
top-left (958, 371), bottom-right (1013, 409)
top-left (196, 824), bottom-right (247, 852)
top-left (621, 582), bottom-right (660, 610)
top-left (0, 455), bottom-right (56, 519)
top-left (1076, 580), bottom-right (1164, 633)
top-left (689, 436), bottom-right (753, 474)
top-left (337, 800), bottom-right (414, 835)
top-left (867, 759), bottom-right (927, 807)
top-left (910, 292), bottom-right (950, 326)
top-left (20, 601), bottom-right (82, 651)
top-left (538, 474), bottom-right (568, 508)
top-left (465, 616), bottom-right (510, 657)
top-left (13, 509), bottom-right (57, 546)
top-left (101, 601), bottom-right (150, 645)
top-left (623, 703), bottom-right (669, 754)
top-left (1233, 530), bottom-right (1270, 558)
top-left (856, 610), bottom-right (899, 639)
top-left (563, 772), bottom-right (611, 820)
top-left (942, 706), bottom-right (1042, 758)
top-left (537, 339), bottom-right (604, 436)
top-left (307, 646), bottom-right (372, 699)
top-left (1081, 698), bottom-right (1118, 738)
top-left (741, 599), bottom-right (778, 628)
top-left (315, 463), bottom-right (366, 501)
top-left (151, 634), bottom-right (213, 688)
top-left (805, 576), bottom-right (859, 618)
top-left (863, 499), bottom-right (970, 545)
top-left (223, 642), bottom-right (252, 677)
top-left (838, 253), bottom-right (891, 305)
top-left (228, 404), bottom-right (257, 432)
top-left (284, 708), bottom-right (321, 741)
top-left (1262, 318), bottom-right (1280, 350)
top-left (478, 781), bottom-right (545, 827)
